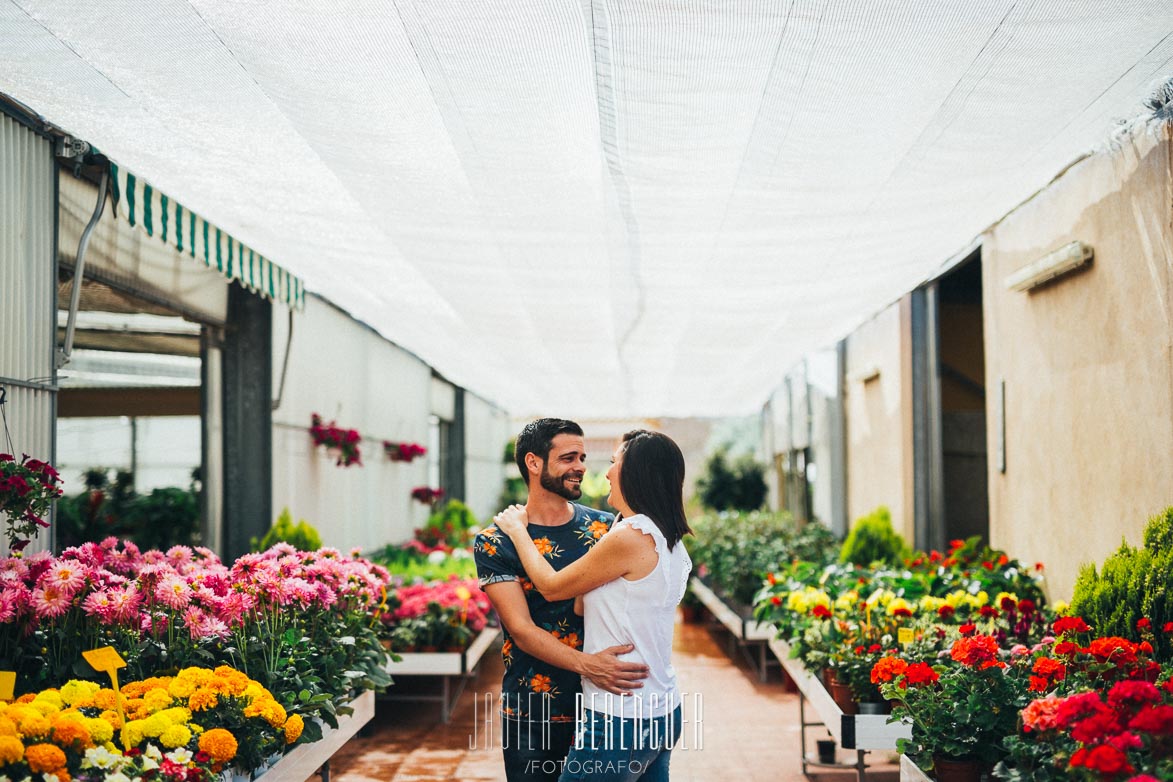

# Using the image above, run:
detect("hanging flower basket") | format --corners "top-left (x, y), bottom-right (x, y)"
top-left (411, 486), bottom-right (444, 505)
top-left (309, 413), bottom-right (362, 467)
top-left (0, 452), bottom-right (63, 551)
top-left (384, 441), bottom-right (427, 463)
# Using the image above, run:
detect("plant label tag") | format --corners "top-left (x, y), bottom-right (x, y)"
top-left (897, 628), bottom-right (915, 646)
top-left (0, 671), bottom-right (14, 701)
top-left (82, 646), bottom-right (127, 673)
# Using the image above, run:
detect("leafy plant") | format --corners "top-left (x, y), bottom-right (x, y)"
top-left (695, 449), bottom-right (768, 512)
top-left (56, 468), bottom-right (200, 552)
top-left (838, 506), bottom-right (909, 567)
top-left (1070, 506), bottom-right (1173, 660)
top-left (416, 499), bottom-right (478, 548)
top-left (252, 507), bottom-right (323, 552)
top-left (0, 451), bottom-right (63, 551)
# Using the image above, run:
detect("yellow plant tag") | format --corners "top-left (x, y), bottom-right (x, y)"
top-left (898, 628), bottom-right (915, 646)
top-left (82, 646), bottom-right (126, 673)
top-left (0, 671), bottom-right (15, 701)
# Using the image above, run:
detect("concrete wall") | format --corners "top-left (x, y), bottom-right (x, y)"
top-left (463, 392), bottom-right (509, 523)
top-left (271, 295), bottom-right (434, 552)
top-left (843, 299), bottom-right (915, 544)
top-left (983, 122), bottom-right (1173, 601)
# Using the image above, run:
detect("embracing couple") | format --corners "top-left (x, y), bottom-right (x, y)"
top-left (474, 418), bottom-right (693, 782)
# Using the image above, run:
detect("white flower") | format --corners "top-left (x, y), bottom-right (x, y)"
top-left (141, 757), bottom-right (159, 772)
top-left (82, 746), bottom-right (121, 770)
top-left (144, 744), bottom-right (163, 760)
top-left (166, 747), bottom-right (194, 764)
top-left (106, 774), bottom-right (133, 782)
top-left (426, 550), bottom-right (447, 564)
top-left (451, 547), bottom-right (472, 559)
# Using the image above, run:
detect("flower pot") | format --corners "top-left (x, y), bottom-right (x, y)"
top-left (420, 645), bottom-right (438, 653)
top-left (858, 701), bottom-right (889, 715)
top-left (816, 739), bottom-right (837, 764)
top-left (931, 755), bottom-right (987, 782)
top-left (828, 680), bottom-right (858, 715)
top-left (679, 604), bottom-right (700, 623)
top-left (781, 671), bottom-right (798, 693)
top-left (823, 668), bottom-right (837, 688)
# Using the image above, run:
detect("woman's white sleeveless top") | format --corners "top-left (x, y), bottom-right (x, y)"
top-left (580, 514), bottom-right (692, 719)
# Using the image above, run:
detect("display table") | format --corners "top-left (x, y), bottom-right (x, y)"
top-left (688, 577), bottom-right (777, 681)
top-left (900, 754), bottom-right (933, 782)
top-left (232, 689), bottom-right (375, 782)
top-left (769, 638), bottom-right (911, 781)
top-left (383, 627), bottom-right (500, 723)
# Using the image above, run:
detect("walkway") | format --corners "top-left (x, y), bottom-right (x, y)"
top-left (328, 618), bottom-right (900, 782)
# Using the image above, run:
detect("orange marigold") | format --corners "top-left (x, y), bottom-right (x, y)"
top-left (50, 718), bottom-right (93, 750)
top-left (188, 688), bottom-right (219, 712)
top-left (284, 713), bottom-right (304, 745)
top-left (25, 742), bottom-right (66, 773)
top-left (198, 727), bottom-right (238, 763)
top-left (0, 734), bottom-right (23, 764)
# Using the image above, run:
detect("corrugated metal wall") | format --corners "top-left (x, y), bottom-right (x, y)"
top-left (0, 113), bottom-right (57, 554)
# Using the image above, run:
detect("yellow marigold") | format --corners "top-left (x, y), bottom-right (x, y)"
top-left (283, 713), bottom-right (303, 745)
top-left (0, 734), bottom-right (23, 764)
top-left (211, 667), bottom-right (250, 696)
top-left (84, 717), bottom-right (114, 745)
top-left (15, 711), bottom-right (51, 739)
top-left (123, 698), bottom-right (147, 720)
top-left (122, 720), bottom-right (145, 748)
top-left (98, 710), bottom-right (122, 730)
top-left (188, 688), bottom-right (218, 712)
top-left (158, 707), bottom-right (191, 725)
top-left (243, 683), bottom-right (266, 702)
top-left (168, 676), bottom-right (198, 700)
top-left (143, 689), bottom-right (173, 712)
top-left (198, 728), bottom-right (238, 763)
top-left (159, 724), bottom-right (192, 749)
top-left (176, 668), bottom-right (212, 688)
top-left (141, 714), bottom-right (169, 738)
top-left (0, 716), bottom-right (17, 737)
top-left (92, 689), bottom-right (118, 712)
top-left (29, 698), bottom-right (60, 717)
top-left (59, 681), bottom-right (100, 708)
top-left (24, 742), bottom-right (66, 773)
top-left (49, 716), bottom-right (93, 750)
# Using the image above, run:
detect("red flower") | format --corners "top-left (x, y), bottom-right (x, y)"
top-left (770, 596), bottom-right (782, 606)
top-left (1069, 744), bottom-right (1133, 776)
top-left (949, 539), bottom-right (965, 551)
top-left (929, 551), bottom-right (942, 563)
top-left (1137, 617), bottom-right (1152, 631)
top-left (867, 644), bottom-right (883, 654)
top-left (1029, 675), bottom-right (1050, 692)
top-left (904, 662), bottom-right (939, 686)
top-left (1163, 622), bottom-right (1173, 633)
top-left (1054, 640), bottom-right (1080, 656)
top-left (893, 607), bottom-right (913, 618)
top-left (1070, 710), bottom-right (1124, 743)
top-left (958, 622), bottom-right (976, 636)
top-left (979, 605), bottom-right (999, 618)
top-left (1086, 637), bottom-right (1139, 666)
top-left (1000, 596), bottom-right (1016, 611)
top-left (812, 604), bottom-right (832, 619)
top-left (1128, 704), bottom-right (1173, 735)
top-left (1033, 657), bottom-right (1067, 682)
top-left (937, 605), bottom-right (955, 619)
top-left (1107, 680), bottom-right (1160, 708)
top-left (950, 635), bottom-right (1001, 668)
top-left (1052, 616), bottom-right (1091, 635)
top-left (1017, 599), bottom-right (1037, 614)
top-left (981, 561), bottom-right (994, 570)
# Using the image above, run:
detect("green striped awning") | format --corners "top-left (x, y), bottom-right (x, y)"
top-left (109, 161), bottom-right (305, 310)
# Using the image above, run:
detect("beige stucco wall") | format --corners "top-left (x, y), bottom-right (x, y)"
top-left (844, 299), bottom-right (915, 544)
top-left (983, 122), bottom-right (1173, 601)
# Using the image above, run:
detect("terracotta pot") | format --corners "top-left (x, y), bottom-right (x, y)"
top-left (931, 755), bottom-right (987, 782)
top-left (828, 680), bottom-right (858, 715)
top-left (420, 645), bottom-right (438, 653)
top-left (781, 671), bottom-right (799, 693)
top-left (679, 604), bottom-right (700, 624)
top-left (823, 668), bottom-right (837, 688)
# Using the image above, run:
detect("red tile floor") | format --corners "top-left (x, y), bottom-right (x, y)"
top-left (326, 617), bottom-right (900, 782)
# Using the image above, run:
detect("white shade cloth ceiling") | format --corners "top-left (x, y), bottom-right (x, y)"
top-left (2, 1), bottom-right (1171, 417)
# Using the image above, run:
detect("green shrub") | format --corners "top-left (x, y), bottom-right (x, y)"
top-left (688, 510), bottom-right (838, 606)
top-left (1070, 506), bottom-right (1173, 660)
top-left (56, 468), bottom-right (200, 551)
top-left (416, 499), bottom-right (478, 548)
top-left (252, 507), bottom-right (323, 551)
top-left (838, 506), bottom-right (909, 567)
top-left (696, 450), bottom-right (768, 512)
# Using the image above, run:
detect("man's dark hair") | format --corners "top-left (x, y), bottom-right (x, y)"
top-left (515, 418), bottom-right (584, 486)
top-left (618, 429), bottom-right (692, 549)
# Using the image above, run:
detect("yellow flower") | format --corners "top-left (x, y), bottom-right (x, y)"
top-left (158, 707), bottom-right (191, 725)
top-left (0, 716), bottom-right (17, 737)
top-left (141, 714), bottom-right (169, 738)
top-left (122, 720), bottom-right (145, 748)
top-left (167, 676), bottom-right (198, 700)
top-left (1053, 600), bottom-right (1070, 615)
top-left (59, 681), bottom-right (100, 708)
top-left (84, 717), bottom-right (113, 745)
top-left (33, 691), bottom-right (63, 711)
top-left (244, 699), bottom-right (286, 729)
top-left (92, 690), bottom-right (119, 712)
top-left (29, 699), bottom-right (60, 717)
top-left (0, 734), bottom-right (23, 764)
top-left (143, 689), bottom-right (173, 712)
top-left (198, 728), bottom-right (238, 763)
top-left (99, 710), bottom-right (122, 730)
top-left (886, 597), bottom-right (915, 616)
top-left (188, 688), bottom-right (218, 712)
top-left (160, 724), bottom-right (192, 749)
top-left (15, 711), bottom-right (51, 739)
top-left (283, 713), bottom-right (304, 745)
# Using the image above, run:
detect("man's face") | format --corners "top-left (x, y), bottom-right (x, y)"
top-left (536, 433), bottom-right (586, 500)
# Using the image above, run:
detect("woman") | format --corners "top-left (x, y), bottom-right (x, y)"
top-left (493, 429), bottom-right (693, 782)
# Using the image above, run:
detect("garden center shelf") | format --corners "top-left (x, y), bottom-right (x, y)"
top-left (383, 627), bottom-right (501, 723)
top-left (900, 755), bottom-right (933, 782)
top-left (235, 689), bottom-right (374, 782)
top-left (769, 638), bottom-right (912, 782)
top-left (688, 577), bottom-right (778, 682)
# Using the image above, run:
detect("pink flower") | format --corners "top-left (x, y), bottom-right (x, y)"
top-left (82, 590), bottom-right (116, 622)
top-left (31, 584), bottom-right (72, 618)
top-left (43, 560), bottom-right (86, 592)
top-left (1021, 695), bottom-right (1064, 733)
top-left (154, 575), bottom-right (191, 610)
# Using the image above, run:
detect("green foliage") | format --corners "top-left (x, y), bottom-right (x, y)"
top-left (252, 507), bottom-right (323, 552)
top-left (498, 439), bottom-right (527, 507)
top-left (687, 510), bottom-right (838, 606)
top-left (1070, 506), bottom-right (1173, 660)
top-left (838, 506), bottom-right (909, 567)
top-left (696, 449), bottom-right (768, 512)
top-left (416, 499), bottom-right (479, 548)
top-left (56, 468), bottom-right (201, 551)
top-left (367, 544), bottom-right (478, 581)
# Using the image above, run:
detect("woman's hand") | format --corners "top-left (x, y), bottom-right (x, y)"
top-left (494, 504), bottom-right (529, 538)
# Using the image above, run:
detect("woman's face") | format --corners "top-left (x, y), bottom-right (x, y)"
top-left (605, 443), bottom-right (631, 515)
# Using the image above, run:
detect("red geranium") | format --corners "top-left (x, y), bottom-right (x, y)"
top-left (1053, 616), bottom-right (1091, 635)
top-left (903, 662), bottom-right (940, 686)
top-left (1070, 744), bottom-right (1133, 776)
top-left (812, 604), bottom-right (832, 619)
top-left (950, 634), bottom-right (1001, 668)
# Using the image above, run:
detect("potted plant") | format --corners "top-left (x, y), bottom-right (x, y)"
top-left (309, 413), bottom-right (362, 467)
top-left (384, 441), bottom-right (427, 463)
top-left (0, 452), bottom-right (63, 550)
top-left (878, 633), bottom-right (1031, 781)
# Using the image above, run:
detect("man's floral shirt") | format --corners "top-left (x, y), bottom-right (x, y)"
top-left (474, 503), bottom-right (613, 722)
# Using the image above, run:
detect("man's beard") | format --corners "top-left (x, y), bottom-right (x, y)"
top-left (539, 463), bottom-right (583, 500)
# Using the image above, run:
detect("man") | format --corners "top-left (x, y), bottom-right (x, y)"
top-left (475, 418), bottom-right (649, 781)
